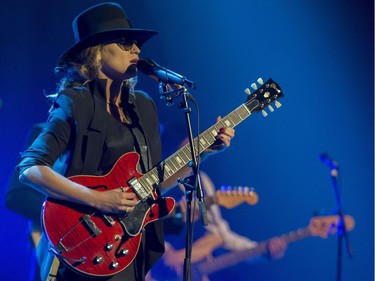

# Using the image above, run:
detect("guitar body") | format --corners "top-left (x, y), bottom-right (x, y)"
top-left (42, 152), bottom-right (176, 277)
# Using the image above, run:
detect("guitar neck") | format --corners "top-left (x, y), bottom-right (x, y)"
top-left (129, 78), bottom-right (283, 199)
top-left (140, 101), bottom-right (257, 190)
top-left (197, 227), bottom-right (312, 275)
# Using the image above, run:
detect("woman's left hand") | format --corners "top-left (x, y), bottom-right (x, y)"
top-left (204, 116), bottom-right (235, 154)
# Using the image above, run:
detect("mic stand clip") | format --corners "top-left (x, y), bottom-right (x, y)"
top-left (159, 82), bottom-right (187, 106)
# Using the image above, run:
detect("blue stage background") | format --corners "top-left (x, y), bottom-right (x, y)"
top-left (0, 1), bottom-right (373, 280)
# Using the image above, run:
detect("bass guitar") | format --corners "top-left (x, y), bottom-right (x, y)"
top-left (42, 78), bottom-right (284, 277)
top-left (162, 215), bottom-right (355, 281)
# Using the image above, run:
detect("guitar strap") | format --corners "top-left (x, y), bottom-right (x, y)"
top-left (129, 93), bottom-right (153, 172)
top-left (45, 256), bottom-right (60, 281)
top-left (130, 125), bottom-right (150, 172)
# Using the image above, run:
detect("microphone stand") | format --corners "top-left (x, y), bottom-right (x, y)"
top-left (159, 83), bottom-right (207, 281)
top-left (326, 166), bottom-right (353, 281)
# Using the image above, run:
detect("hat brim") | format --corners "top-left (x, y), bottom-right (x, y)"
top-left (57, 28), bottom-right (157, 66)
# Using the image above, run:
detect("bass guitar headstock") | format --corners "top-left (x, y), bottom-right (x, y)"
top-left (308, 215), bottom-right (355, 238)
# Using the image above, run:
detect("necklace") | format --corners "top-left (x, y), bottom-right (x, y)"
top-left (106, 101), bottom-right (122, 108)
top-left (106, 101), bottom-right (131, 125)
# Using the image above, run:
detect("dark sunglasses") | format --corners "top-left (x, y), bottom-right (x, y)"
top-left (112, 38), bottom-right (138, 51)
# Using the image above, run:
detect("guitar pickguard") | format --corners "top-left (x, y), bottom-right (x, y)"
top-left (121, 195), bottom-right (171, 236)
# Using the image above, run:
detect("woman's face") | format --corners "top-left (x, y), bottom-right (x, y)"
top-left (100, 42), bottom-right (140, 80)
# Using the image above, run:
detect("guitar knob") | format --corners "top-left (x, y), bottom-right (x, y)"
top-left (119, 248), bottom-right (129, 256)
top-left (105, 243), bottom-right (114, 251)
top-left (110, 261), bottom-right (119, 269)
top-left (114, 234), bottom-right (122, 241)
top-left (94, 256), bottom-right (103, 264)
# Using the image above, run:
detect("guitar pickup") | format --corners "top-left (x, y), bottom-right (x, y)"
top-left (128, 177), bottom-right (149, 201)
top-left (101, 214), bottom-right (115, 226)
top-left (82, 214), bottom-right (101, 236)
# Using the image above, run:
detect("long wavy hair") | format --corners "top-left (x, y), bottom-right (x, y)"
top-left (52, 45), bottom-right (136, 95)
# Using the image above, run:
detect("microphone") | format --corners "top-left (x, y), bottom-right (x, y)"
top-left (137, 58), bottom-right (196, 89)
top-left (320, 153), bottom-right (339, 170)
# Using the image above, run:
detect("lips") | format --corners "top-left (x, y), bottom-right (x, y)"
top-left (130, 59), bottom-right (139, 64)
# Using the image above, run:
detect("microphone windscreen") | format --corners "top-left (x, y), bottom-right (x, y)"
top-left (137, 58), bottom-right (156, 75)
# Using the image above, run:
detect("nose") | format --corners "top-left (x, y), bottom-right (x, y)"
top-left (130, 43), bottom-right (141, 55)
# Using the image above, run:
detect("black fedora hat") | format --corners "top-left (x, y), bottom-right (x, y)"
top-left (57, 2), bottom-right (157, 66)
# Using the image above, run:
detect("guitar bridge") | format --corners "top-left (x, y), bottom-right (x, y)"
top-left (82, 214), bottom-right (101, 236)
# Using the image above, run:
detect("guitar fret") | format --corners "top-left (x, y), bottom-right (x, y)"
top-left (210, 128), bottom-right (218, 138)
top-left (227, 112), bottom-right (241, 125)
top-left (238, 103), bottom-right (252, 118)
top-left (174, 155), bottom-right (184, 165)
top-left (144, 177), bottom-right (154, 191)
top-left (163, 163), bottom-right (173, 176)
top-left (204, 129), bottom-right (216, 142)
top-left (199, 135), bottom-right (210, 150)
top-left (222, 118), bottom-right (233, 127)
top-left (202, 130), bottom-right (216, 141)
top-left (193, 141), bottom-right (201, 155)
top-left (177, 150), bottom-right (189, 164)
top-left (185, 145), bottom-right (193, 157)
top-left (168, 162), bottom-right (178, 174)
top-left (169, 156), bottom-right (182, 170)
top-left (150, 171), bottom-right (159, 183)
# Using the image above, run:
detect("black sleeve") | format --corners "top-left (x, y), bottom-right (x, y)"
top-left (17, 94), bottom-right (73, 174)
top-left (5, 123), bottom-right (47, 225)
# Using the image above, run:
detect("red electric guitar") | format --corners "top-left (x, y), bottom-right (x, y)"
top-left (42, 78), bottom-right (284, 277)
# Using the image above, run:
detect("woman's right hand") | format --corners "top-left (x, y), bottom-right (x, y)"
top-left (19, 165), bottom-right (138, 214)
top-left (92, 187), bottom-right (137, 214)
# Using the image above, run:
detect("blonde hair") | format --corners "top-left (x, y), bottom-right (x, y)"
top-left (54, 45), bottom-right (103, 92)
top-left (52, 45), bottom-right (136, 96)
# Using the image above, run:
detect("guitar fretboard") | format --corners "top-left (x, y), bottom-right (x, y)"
top-left (139, 99), bottom-right (260, 193)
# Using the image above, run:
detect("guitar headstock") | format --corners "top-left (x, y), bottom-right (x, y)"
top-left (244, 78), bottom-right (284, 117)
top-left (215, 186), bottom-right (259, 209)
top-left (308, 215), bottom-right (355, 238)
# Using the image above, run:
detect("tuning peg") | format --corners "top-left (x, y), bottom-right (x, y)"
top-left (257, 78), bottom-right (264, 85)
top-left (243, 186), bottom-right (249, 194)
top-left (251, 83), bottom-right (257, 90)
top-left (275, 101), bottom-right (282, 108)
top-left (244, 88), bottom-right (251, 95)
top-left (261, 110), bottom-right (268, 117)
top-left (268, 105), bottom-right (274, 112)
